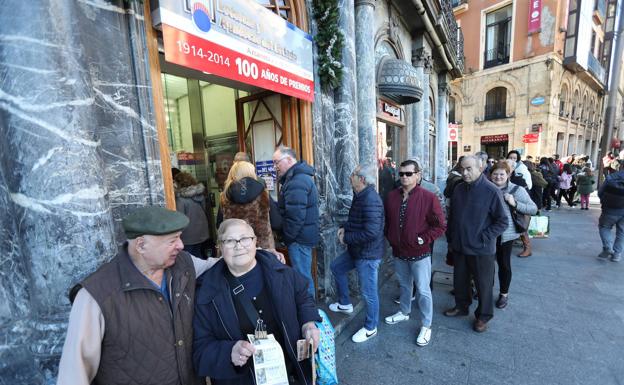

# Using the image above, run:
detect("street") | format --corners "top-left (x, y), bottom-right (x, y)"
top-left (332, 205), bottom-right (624, 385)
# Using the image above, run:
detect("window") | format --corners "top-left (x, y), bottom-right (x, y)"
top-left (571, 90), bottom-right (579, 119)
top-left (484, 5), bottom-right (512, 68)
top-left (484, 87), bottom-right (507, 120)
top-left (449, 96), bottom-right (456, 123)
top-left (564, 0), bottom-right (578, 58)
top-left (559, 86), bottom-right (568, 116)
top-left (258, 0), bottom-right (292, 20)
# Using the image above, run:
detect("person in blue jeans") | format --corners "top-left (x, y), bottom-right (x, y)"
top-left (384, 159), bottom-right (446, 345)
top-left (273, 146), bottom-right (320, 298)
top-left (597, 160), bottom-right (624, 262)
top-left (328, 164), bottom-right (385, 343)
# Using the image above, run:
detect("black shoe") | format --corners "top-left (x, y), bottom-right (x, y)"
top-left (495, 294), bottom-right (508, 309)
top-left (473, 319), bottom-right (488, 333)
top-left (444, 307), bottom-right (469, 317)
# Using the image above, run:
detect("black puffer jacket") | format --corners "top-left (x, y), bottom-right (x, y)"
top-left (277, 162), bottom-right (319, 246)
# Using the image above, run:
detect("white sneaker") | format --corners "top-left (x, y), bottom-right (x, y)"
top-left (385, 311), bottom-right (410, 325)
top-left (351, 327), bottom-right (377, 343)
top-left (416, 326), bottom-right (432, 346)
top-left (328, 302), bottom-right (353, 314)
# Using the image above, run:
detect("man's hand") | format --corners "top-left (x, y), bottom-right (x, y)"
top-left (301, 321), bottom-right (320, 353)
top-left (337, 228), bottom-right (345, 245)
top-left (231, 340), bottom-right (256, 367)
top-left (266, 248), bottom-right (286, 264)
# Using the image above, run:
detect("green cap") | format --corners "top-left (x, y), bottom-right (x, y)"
top-left (122, 206), bottom-right (190, 239)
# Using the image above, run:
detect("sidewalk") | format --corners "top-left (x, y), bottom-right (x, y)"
top-left (329, 204), bottom-right (624, 385)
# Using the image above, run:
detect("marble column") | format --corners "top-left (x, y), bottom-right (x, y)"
top-left (410, 48), bottom-right (432, 173)
top-left (0, 1), bottom-right (165, 382)
top-left (355, 0), bottom-right (377, 167)
top-left (306, 0), bottom-right (358, 298)
top-left (436, 73), bottom-right (450, 190)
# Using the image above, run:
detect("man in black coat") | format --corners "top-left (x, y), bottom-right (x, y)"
top-left (272, 146), bottom-right (320, 298)
top-left (328, 164), bottom-right (385, 343)
top-left (444, 156), bottom-right (508, 333)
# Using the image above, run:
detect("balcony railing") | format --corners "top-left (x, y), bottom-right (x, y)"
top-left (484, 104), bottom-right (506, 121)
top-left (587, 52), bottom-right (606, 84)
top-left (484, 44), bottom-right (510, 68)
top-left (595, 0), bottom-right (606, 20)
top-left (439, 0), bottom-right (465, 75)
top-left (451, 0), bottom-right (468, 7)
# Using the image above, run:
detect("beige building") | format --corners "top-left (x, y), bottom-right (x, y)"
top-left (449, 0), bottom-right (618, 163)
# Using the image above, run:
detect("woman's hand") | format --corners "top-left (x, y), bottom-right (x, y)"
top-left (231, 340), bottom-right (256, 367)
top-left (504, 193), bottom-right (516, 207)
top-left (301, 321), bottom-right (320, 353)
top-left (265, 248), bottom-right (286, 264)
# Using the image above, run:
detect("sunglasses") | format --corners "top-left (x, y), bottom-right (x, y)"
top-left (399, 171), bottom-right (416, 177)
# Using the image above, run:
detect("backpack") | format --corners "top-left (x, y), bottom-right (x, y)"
top-left (315, 310), bottom-right (338, 385)
top-left (601, 174), bottom-right (624, 208)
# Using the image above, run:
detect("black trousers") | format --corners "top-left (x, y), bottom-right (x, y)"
top-left (557, 188), bottom-right (574, 207)
top-left (542, 185), bottom-right (553, 210)
top-left (453, 253), bottom-right (495, 322)
top-left (495, 238), bottom-right (513, 294)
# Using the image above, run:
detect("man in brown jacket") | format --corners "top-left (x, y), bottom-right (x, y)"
top-left (57, 207), bottom-right (219, 385)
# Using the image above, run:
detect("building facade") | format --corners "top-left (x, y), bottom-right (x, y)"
top-left (450, 0), bottom-right (618, 163)
top-left (0, 0), bottom-right (462, 381)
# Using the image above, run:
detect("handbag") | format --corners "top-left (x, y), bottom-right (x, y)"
top-left (528, 215), bottom-right (550, 238)
top-left (315, 310), bottom-right (338, 385)
top-left (509, 186), bottom-right (530, 233)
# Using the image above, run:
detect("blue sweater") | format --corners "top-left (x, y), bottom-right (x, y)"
top-left (448, 174), bottom-right (508, 256)
top-left (343, 185), bottom-right (385, 259)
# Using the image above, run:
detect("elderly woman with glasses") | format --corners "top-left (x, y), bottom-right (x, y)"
top-left (193, 219), bottom-right (321, 385)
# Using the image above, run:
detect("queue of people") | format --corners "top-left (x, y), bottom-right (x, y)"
top-left (57, 142), bottom-right (617, 385)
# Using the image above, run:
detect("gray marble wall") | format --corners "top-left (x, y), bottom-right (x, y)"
top-left (0, 1), bottom-right (164, 383)
top-left (435, 74), bottom-right (450, 191)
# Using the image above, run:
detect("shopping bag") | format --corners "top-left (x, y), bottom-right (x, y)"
top-left (315, 310), bottom-right (338, 385)
top-left (528, 215), bottom-right (549, 238)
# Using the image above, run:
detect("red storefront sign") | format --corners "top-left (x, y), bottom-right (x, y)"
top-left (481, 134), bottom-right (509, 144)
top-left (158, 0), bottom-right (314, 102)
top-left (528, 0), bottom-right (542, 34)
top-left (522, 133), bottom-right (539, 140)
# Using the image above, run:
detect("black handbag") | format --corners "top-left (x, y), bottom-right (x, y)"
top-left (509, 186), bottom-right (531, 233)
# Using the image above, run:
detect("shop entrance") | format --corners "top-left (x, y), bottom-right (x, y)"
top-left (161, 71), bottom-right (292, 241)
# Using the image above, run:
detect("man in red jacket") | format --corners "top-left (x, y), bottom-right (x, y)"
top-left (383, 159), bottom-right (446, 347)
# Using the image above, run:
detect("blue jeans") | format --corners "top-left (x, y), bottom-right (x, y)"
top-left (331, 251), bottom-right (381, 330)
top-left (393, 257), bottom-right (433, 327)
top-left (288, 243), bottom-right (316, 298)
top-left (598, 210), bottom-right (624, 256)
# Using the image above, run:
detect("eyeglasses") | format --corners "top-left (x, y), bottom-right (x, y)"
top-left (220, 236), bottom-right (256, 249)
top-left (273, 156), bottom-right (289, 166)
top-left (399, 171), bottom-right (417, 177)
top-left (487, 160), bottom-right (495, 164)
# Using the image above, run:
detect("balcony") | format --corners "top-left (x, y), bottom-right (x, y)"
top-left (587, 52), bottom-right (606, 84)
top-left (451, 0), bottom-right (468, 6)
top-left (594, 0), bottom-right (606, 24)
top-left (484, 104), bottom-right (507, 121)
top-left (438, 0), bottom-right (465, 76)
top-left (484, 44), bottom-right (510, 69)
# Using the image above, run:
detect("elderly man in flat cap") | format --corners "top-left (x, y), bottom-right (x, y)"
top-left (56, 206), bottom-right (220, 385)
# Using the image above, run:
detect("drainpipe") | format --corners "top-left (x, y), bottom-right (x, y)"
top-left (413, 0), bottom-right (453, 71)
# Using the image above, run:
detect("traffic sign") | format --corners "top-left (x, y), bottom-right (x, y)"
top-left (448, 127), bottom-right (458, 141)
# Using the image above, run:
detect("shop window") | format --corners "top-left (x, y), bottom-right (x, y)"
top-left (449, 96), bottom-right (456, 123)
top-left (484, 5), bottom-right (512, 69)
top-left (484, 87), bottom-right (507, 120)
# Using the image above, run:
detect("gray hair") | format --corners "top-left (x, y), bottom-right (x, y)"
top-left (275, 145), bottom-right (298, 161)
top-left (217, 218), bottom-right (254, 241)
top-left (474, 151), bottom-right (489, 163)
top-left (461, 155), bottom-right (483, 168)
top-left (355, 163), bottom-right (377, 185)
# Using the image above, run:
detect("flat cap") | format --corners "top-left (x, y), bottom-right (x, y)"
top-left (122, 206), bottom-right (189, 239)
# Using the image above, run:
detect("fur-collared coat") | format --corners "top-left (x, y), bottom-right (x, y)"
top-left (220, 177), bottom-right (275, 249)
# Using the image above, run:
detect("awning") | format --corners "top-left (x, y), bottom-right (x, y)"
top-left (377, 57), bottom-right (423, 105)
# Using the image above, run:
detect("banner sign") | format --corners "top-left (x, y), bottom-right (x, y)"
top-left (481, 134), bottom-right (509, 144)
top-left (448, 125), bottom-right (458, 142)
top-left (528, 0), bottom-right (542, 34)
top-left (159, 0), bottom-right (314, 102)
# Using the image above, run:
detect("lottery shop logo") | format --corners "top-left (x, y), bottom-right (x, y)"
top-left (191, 0), bottom-right (212, 33)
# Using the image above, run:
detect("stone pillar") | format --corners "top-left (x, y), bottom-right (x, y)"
top-left (0, 1), bottom-right (165, 382)
top-left (436, 73), bottom-right (450, 190)
top-left (307, 0), bottom-right (358, 298)
top-left (355, 0), bottom-right (377, 166)
top-left (411, 48), bottom-right (432, 176)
